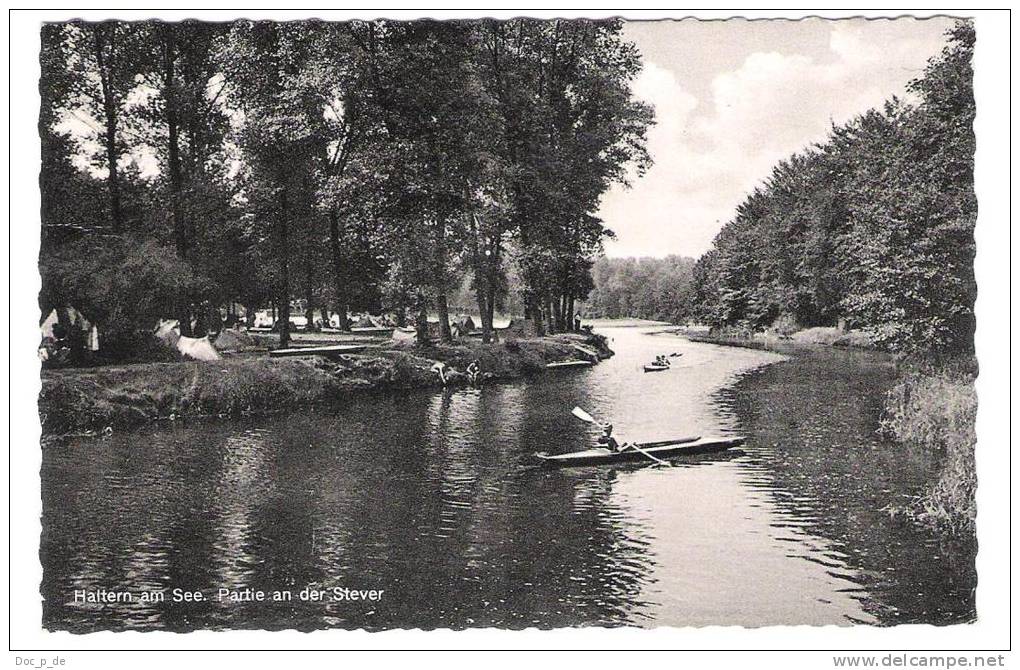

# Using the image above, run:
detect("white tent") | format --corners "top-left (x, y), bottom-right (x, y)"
top-left (39, 307), bottom-right (99, 351)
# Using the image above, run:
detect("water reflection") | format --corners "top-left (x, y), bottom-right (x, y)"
top-left (718, 348), bottom-right (976, 624)
top-left (41, 328), bottom-right (975, 630)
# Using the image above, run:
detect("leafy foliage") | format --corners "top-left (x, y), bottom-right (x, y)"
top-left (40, 18), bottom-right (652, 357)
top-left (585, 255), bottom-right (696, 322)
top-left (688, 22), bottom-right (975, 356)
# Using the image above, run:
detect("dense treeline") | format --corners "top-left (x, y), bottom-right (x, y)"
top-left (584, 255), bottom-right (696, 321)
top-left (39, 19), bottom-right (652, 354)
top-left (689, 22), bottom-right (975, 357)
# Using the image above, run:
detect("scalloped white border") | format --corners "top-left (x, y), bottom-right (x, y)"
top-left (6, 6), bottom-right (1012, 661)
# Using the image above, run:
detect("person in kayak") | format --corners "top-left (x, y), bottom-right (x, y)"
top-left (597, 424), bottom-right (627, 452)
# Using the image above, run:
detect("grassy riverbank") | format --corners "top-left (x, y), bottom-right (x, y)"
top-left (678, 325), bottom-right (878, 350)
top-left (880, 361), bottom-right (977, 536)
top-left (40, 333), bottom-right (611, 437)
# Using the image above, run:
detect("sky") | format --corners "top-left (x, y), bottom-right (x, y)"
top-left (599, 17), bottom-right (957, 259)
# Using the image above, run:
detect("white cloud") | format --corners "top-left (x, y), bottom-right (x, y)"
top-left (600, 20), bottom-right (952, 259)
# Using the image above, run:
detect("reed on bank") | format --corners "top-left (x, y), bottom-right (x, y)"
top-left (880, 360), bottom-right (978, 536)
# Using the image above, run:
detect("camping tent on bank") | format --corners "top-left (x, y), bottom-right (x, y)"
top-left (38, 306), bottom-right (99, 363)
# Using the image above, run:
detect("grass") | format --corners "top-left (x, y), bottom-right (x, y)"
top-left (790, 327), bottom-right (877, 348)
top-left (39, 334), bottom-right (611, 436)
top-left (681, 324), bottom-right (879, 351)
top-left (39, 358), bottom-right (347, 435)
top-left (880, 363), bottom-right (977, 536)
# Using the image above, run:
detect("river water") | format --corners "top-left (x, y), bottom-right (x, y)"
top-left (40, 327), bottom-right (976, 631)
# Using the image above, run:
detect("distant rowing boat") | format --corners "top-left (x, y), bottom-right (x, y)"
top-left (545, 360), bottom-right (593, 370)
top-left (534, 436), bottom-right (742, 467)
top-left (643, 363), bottom-right (670, 372)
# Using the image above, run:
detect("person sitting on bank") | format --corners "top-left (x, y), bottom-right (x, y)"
top-left (466, 359), bottom-right (481, 385)
top-left (430, 361), bottom-right (448, 386)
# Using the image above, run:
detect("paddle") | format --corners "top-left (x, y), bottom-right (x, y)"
top-left (570, 407), bottom-right (672, 467)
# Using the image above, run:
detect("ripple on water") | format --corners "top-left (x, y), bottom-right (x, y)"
top-left (41, 328), bottom-right (974, 630)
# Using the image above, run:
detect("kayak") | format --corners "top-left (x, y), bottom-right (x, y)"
top-left (534, 436), bottom-right (743, 467)
top-left (643, 363), bottom-right (670, 372)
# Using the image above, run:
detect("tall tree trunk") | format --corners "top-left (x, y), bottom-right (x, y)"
top-left (473, 281), bottom-right (490, 344)
top-left (468, 212), bottom-right (494, 344)
top-left (98, 68), bottom-right (122, 230)
top-left (415, 294), bottom-right (429, 345)
top-left (528, 294), bottom-right (545, 336)
top-left (162, 30), bottom-right (193, 336)
top-left (164, 36), bottom-right (184, 256)
top-left (484, 271), bottom-right (497, 342)
top-left (304, 260), bottom-right (314, 329)
top-left (436, 292), bottom-right (452, 344)
top-left (278, 187), bottom-right (291, 348)
top-left (328, 208), bottom-right (349, 331)
top-left (567, 295), bottom-right (576, 331)
top-left (434, 218), bottom-right (452, 343)
top-left (92, 25), bottom-right (122, 233)
top-left (484, 241), bottom-right (502, 342)
top-left (245, 302), bottom-right (256, 328)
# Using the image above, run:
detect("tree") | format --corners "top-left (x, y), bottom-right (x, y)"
top-left (39, 17), bottom-right (658, 357)
top-left (501, 20), bottom-right (653, 333)
top-left (688, 21), bottom-right (975, 356)
top-left (53, 21), bottom-right (151, 232)
top-left (222, 21), bottom-right (329, 348)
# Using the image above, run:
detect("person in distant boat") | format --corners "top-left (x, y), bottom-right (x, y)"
top-left (597, 423), bottom-right (625, 452)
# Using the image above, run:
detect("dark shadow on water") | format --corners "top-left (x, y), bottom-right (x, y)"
top-left (716, 346), bottom-right (977, 625)
top-left (42, 385), bottom-right (660, 632)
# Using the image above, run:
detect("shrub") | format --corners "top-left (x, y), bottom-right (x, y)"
top-left (881, 365), bottom-right (977, 535)
top-left (39, 237), bottom-right (216, 358)
top-left (770, 313), bottom-right (800, 337)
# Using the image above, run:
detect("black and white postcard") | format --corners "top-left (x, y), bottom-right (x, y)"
top-left (8, 7), bottom-right (1012, 664)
